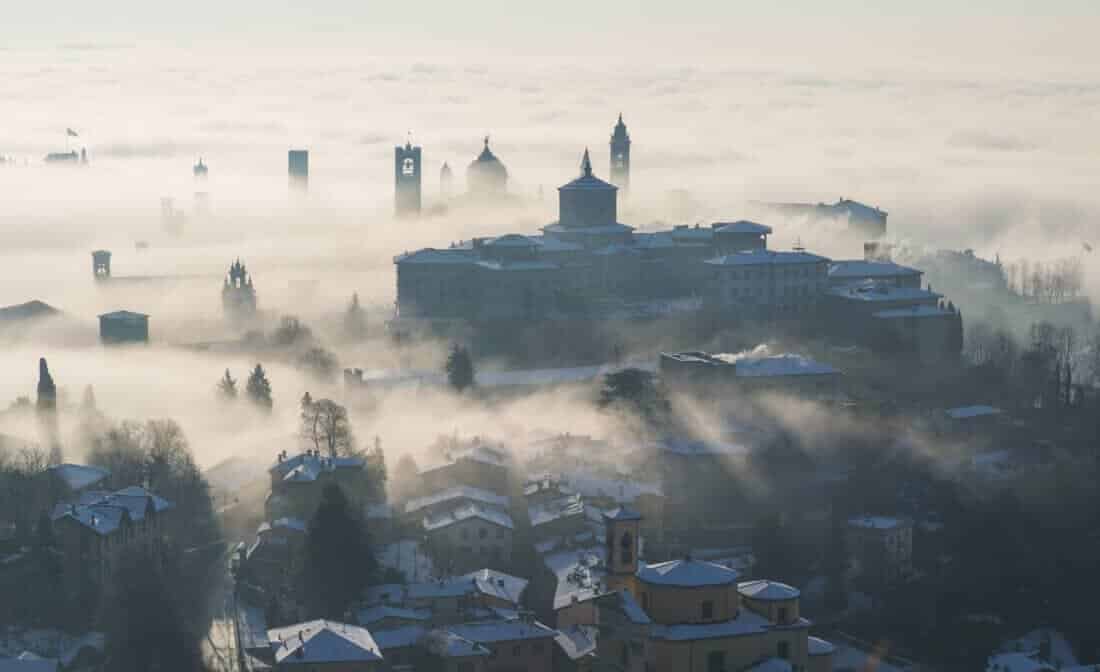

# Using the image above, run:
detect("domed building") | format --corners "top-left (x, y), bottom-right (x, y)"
top-left (466, 136), bottom-right (508, 198)
top-left (602, 507), bottom-right (834, 672)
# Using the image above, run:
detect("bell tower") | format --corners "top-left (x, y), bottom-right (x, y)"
top-left (609, 113), bottom-right (631, 192)
top-left (395, 138), bottom-right (422, 217)
top-left (604, 506), bottom-right (642, 593)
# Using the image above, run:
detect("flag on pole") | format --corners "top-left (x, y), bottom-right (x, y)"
top-left (66, 128), bottom-right (79, 137)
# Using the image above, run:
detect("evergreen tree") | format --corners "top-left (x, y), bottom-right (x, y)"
top-left (246, 363), bottom-right (273, 411)
top-left (299, 483), bottom-right (376, 619)
top-left (103, 550), bottom-right (208, 672)
top-left (217, 369), bottom-right (238, 401)
top-left (344, 292), bottom-right (368, 340)
top-left (36, 357), bottom-right (62, 465)
top-left (445, 344), bottom-right (475, 392)
top-left (824, 496), bottom-right (849, 612)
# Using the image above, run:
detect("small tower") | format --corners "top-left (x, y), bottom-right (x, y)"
top-left (604, 506), bottom-right (642, 593)
top-left (91, 250), bottom-right (112, 280)
top-left (440, 162), bottom-right (454, 201)
top-left (609, 113), bottom-right (631, 192)
top-left (193, 157), bottom-right (208, 179)
top-left (394, 138), bottom-right (422, 217)
top-left (222, 258), bottom-right (258, 320)
top-left (288, 149), bottom-right (309, 191)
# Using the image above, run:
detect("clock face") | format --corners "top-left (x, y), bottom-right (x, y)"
top-left (402, 157), bottom-right (416, 176)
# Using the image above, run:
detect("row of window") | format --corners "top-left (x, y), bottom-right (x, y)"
top-left (726, 266), bottom-right (823, 280)
top-left (459, 526), bottom-right (507, 541)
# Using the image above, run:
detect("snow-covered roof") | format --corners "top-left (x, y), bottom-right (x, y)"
top-left (0, 656), bottom-right (58, 672)
top-left (706, 249), bottom-right (829, 267)
top-left (485, 233), bottom-right (538, 248)
top-left (657, 438), bottom-right (750, 459)
top-left (476, 259), bottom-right (559, 272)
top-left (738, 580), bottom-right (800, 601)
top-left (555, 625), bottom-right (598, 660)
top-left (984, 651), bottom-right (1059, 672)
top-left (394, 248), bottom-right (476, 265)
top-left (848, 515), bottom-right (907, 530)
top-left (713, 220), bottom-right (773, 235)
top-left (945, 405), bottom-right (1003, 420)
top-left (543, 545), bottom-right (607, 609)
top-left (556, 472), bottom-right (663, 503)
top-left (542, 221), bottom-right (634, 236)
top-left (808, 636), bottom-right (836, 656)
top-left (405, 486), bottom-right (509, 515)
top-left (651, 609), bottom-right (775, 641)
top-left (529, 494), bottom-right (586, 528)
top-left (603, 506), bottom-right (642, 521)
top-left (270, 452), bottom-right (365, 483)
top-left (827, 282), bottom-right (940, 303)
top-left (422, 629), bottom-right (490, 658)
top-left (268, 620), bottom-right (381, 665)
top-left (50, 486), bottom-right (173, 535)
top-left (356, 605), bottom-right (430, 627)
top-left (422, 502), bottom-right (514, 532)
top-left (258, 517), bottom-right (307, 535)
top-left (48, 464), bottom-right (109, 491)
top-left (828, 259), bottom-right (921, 280)
top-left (370, 625), bottom-right (426, 651)
top-left (448, 620), bottom-right (558, 644)
top-left (730, 353), bottom-right (839, 378)
top-left (460, 569), bottom-right (529, 605)
top-left (637, 558), bottom-right (739, 588)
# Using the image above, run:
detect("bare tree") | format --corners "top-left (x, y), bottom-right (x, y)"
top-left (299, 395), bottom-right (356, 458)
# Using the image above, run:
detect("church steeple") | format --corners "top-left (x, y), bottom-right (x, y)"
top-left (581, 148), bottom-right (593, 177)
top-left (610, 113), bottom-right (631, 192)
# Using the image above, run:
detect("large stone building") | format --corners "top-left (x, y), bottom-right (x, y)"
top-left (395, 151), bottom-right (790, 323)
top-left (467, 137), bottom-right (508, 199)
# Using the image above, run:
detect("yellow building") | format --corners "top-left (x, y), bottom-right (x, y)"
top-left (603, 507), bottom-right (833, 672)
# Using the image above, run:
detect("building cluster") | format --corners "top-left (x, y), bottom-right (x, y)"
top-left (392, 121), bottom-right (960, 360)
top-left (231, 430), bottom-right (871, 671)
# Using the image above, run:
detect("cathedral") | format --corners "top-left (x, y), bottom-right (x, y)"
top-left (222, 259), bottom-right (257, 320)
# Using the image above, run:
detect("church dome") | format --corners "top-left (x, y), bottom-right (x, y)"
top-left (467, 136), bottom-right (508, 195)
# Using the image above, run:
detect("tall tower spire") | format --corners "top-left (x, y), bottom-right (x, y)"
top-left (610, 113), bottom-right (631, 193)
top-left (395, 137), bottom-right (423, 217)
top-left (580, 148), bottom-right (593, 177)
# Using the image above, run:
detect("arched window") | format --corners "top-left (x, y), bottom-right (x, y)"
top-left (402, 157), bottom-right (416, 176)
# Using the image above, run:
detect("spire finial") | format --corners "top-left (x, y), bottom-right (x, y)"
top-left (580, 148), bottom-right (592, 177)
top-left (618, 112), bottom-right (623, 123)
top-left (484, 135), bottom-right (490, 149)
top-left (406, 130), bottom-right (412, 149)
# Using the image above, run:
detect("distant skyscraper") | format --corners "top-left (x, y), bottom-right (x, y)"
top-left (288, 149), bottom-right (309, 190)
top-left (440, 162), bottom-right (454, 200)
top-left (610, 113), bottom-right (631, 192)
top-left (394, 140), bottom-right (422, 217)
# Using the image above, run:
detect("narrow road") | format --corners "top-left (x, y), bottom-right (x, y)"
top-left (202, 550), bottom-right (240, 672)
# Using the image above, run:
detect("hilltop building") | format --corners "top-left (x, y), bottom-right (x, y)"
top-left (395, 140), bottom-right (422, 217)
top-left (394, 151), bottom-right (824, 323)
top-left (222, 259), bottom-right (258, 320)
top-left (609, 113), bottom-right (631, 191)
top-left (266, 449), bottom-right (369, 520)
